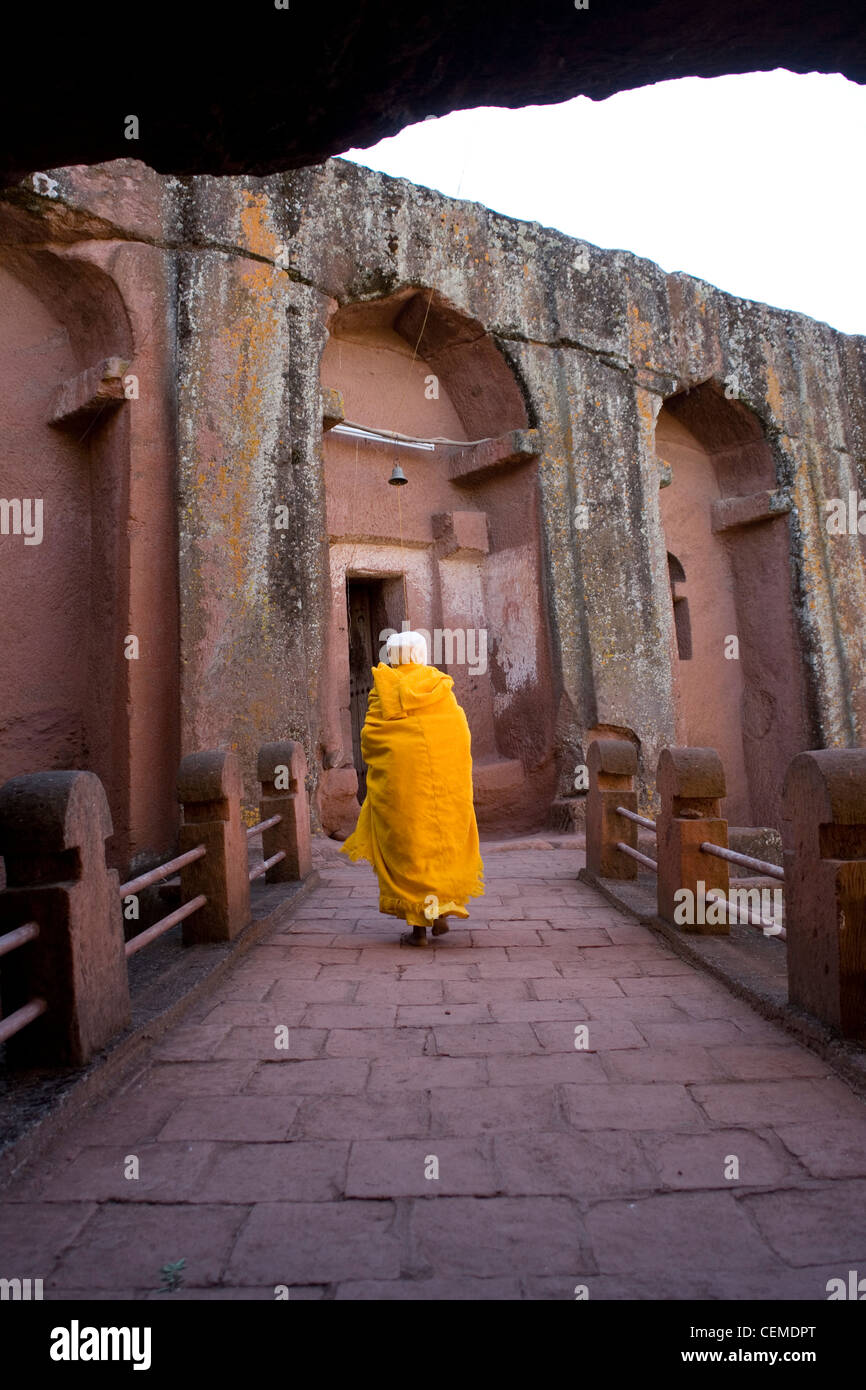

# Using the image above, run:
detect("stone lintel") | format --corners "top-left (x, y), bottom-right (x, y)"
top-left (49, 358), bottom-right (129, 429)
top-left (448, 429), bottom-right (541, 485)
top-left (322, 387), bottom-right (345, 430)
top-left (710, 488), bottom-right (792, 533)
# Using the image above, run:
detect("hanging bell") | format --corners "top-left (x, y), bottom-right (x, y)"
top-left (388, 464), bottom-right (408, 486)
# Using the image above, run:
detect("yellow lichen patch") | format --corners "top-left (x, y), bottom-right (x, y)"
top-left (214, 193), bottom-right (283, 599)
top-left (764, 355), bottom-right (784, 423)
top-left (627, 302), bottom-right (653, 358)
top-left (239, 188), bottom-right (277, 261)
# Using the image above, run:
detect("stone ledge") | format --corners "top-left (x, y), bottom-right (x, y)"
top-left (0, 870), bottom-right (320, 1192)
top-left (49, 357), bottom-right (129, 430)
top-left (448, 429), bottom-right (541, 485)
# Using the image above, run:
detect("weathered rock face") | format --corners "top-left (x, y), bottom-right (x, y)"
top-left (0, 2), bottom-right (864, 182)
top-left (0, 156), bottom-right (864, 864)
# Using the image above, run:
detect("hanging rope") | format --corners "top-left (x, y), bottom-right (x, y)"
top-left (388, 286), bottom-right (435, 628)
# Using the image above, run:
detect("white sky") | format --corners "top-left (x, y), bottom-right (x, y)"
top-left (342, 70), bottom-right (866, 338)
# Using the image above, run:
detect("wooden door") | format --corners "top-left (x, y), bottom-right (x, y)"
top-left (347, 581), bottom-right (377, 800)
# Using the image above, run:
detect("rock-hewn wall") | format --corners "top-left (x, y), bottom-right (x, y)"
top-left (1, 156), bottom-right (864, 853)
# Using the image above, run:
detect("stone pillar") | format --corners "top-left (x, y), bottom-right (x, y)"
top-left (0, 770), bottom-right (130, 1068)
top-left (586, 739), bottom-right (638, 879)
top-left (177, 750), bottom-right (250, 944)
top-left (782, 749), bottom-right (866, 1039)
top-left (258, 740), bottom-right (313, 882)
top-left (656, 747), bottom-right (729, 933)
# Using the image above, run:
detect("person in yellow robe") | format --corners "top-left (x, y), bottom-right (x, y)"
top-left (340, 630), bottom-right (484, 945)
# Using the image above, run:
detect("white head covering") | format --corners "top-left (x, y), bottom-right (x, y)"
top-left (386, 630), bottom-right (428, 666)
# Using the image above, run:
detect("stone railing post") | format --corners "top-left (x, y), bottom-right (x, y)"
top-left (656, 747), bottom-right (729, 932)
top-left (586, 739), bottom-right (638, 879)
top-left (177, 750), bottom-right (250, 944)
top-left (0, 771), bottom-right (130, 1068)
top-left (257, 740), bottom-right (312, 882)
top-left (782, 749), bottom-right (866, 1040)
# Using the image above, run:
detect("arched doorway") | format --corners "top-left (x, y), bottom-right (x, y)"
top-left (0, 248), bottom-right (133, 861)
top-left (656, 380), bottom-right (814, 828)
top-left (317, 287), bottom-right (557, 836)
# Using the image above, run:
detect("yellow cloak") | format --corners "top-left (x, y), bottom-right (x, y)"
top-left (340, 661), bottom-right (484, 925)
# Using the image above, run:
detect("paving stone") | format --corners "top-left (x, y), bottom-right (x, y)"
top-left (532, 976), bottom-right (625, 999)
top-left (151, 1024), bottom-right (232, 1061)
top-left (428, 1085), bottom-right (558, 1136)
top-left (641, 1129), bottom-right (796, 1189)
top-left (325, 1027), bottom-right (431, 1057)
top-left (493, 1131), bottom-right (657, 1197)
top-left (637, 1020), bottom-right (746, 1047)
top-left (334, 1277), bottom-right (522, 1299)
top-left (586, 1191), bottom-right (779, 1274)
top-left (617, 975), bottom-right (729, 997)
top-left (246, 1058), bottom-right (370, 1094)
top-left (524, 1264), bottom-right (838, 1299)
top-left (533, 1018), bottom-right (646, 1052)
top-left (195, 1001), bottom-right (309, 1028)
top-left (346, 1138), bottom-right (498, 1196)
top-left (368, 1057), bottom-right (488, 1092)
top-left (226, 1203), bottom-right (401, 1284)
top-left (291, 1090), bottom-right (430, 1140)
top-left (487, 1053), bottom-right (606, 1086)
top-left (706, 1044), bottom-right (830, 1081)
top-left (142, 1284), bottom-right (328, 1299)
top-left (561, 1082), bottom-right (706, 1131)
top-left (214, 1026), bottom-right (327, 1060)
top-left (140, 1061), bottom-right (259, 1096)
top-left (469, 929), bottom-right (545, 947)
top-left (0, 1201), bottom-right (96, 1276)
top-left (600, 1047), bottom-right (726, 1084)
top-left (474, 961), bottom-right (562, 979)
top-left (50, 1203), bottom-right (249, 1290)
top-left (583, 996), bottom-right (693, 1022)
top-left (279, 947), bottom-right (363, 965)
top-left (196, 1141), bottom-right (350, 1203)
top-left (302, 1004), bottom-right (398, 1028)
top-left (432, 1022), bottom-right (544, 1056)
top-left (489, 1000), bottom-right (599, 1024)
top-left (408, 1197), bottom-right (592, 1276)
top-left (673, 993), bottom-right (769, 1021)
top-left (533, 930), bottom-right (613, 950)
top-left (397, 964), bottom-right (478, 980)
top-left (690, 1078), bottom-right (866, 1127)
top-left (741, 1181), bottom-right (866, 1265)
top-left (396, 1003), bottom-right (493, 1026)
top-left (267, 978), bottom-right (357, 1003)
top-left (442, 979), bottom-right (529, 1003)
top-left (773, 1121), bottom-right (866, 1178)
top-left (60, 1089), bottom-right (184, 1152)
top-left (7, 1142), bottom-right (217, 1203)
top-left (355, 978), bottom-right (444, 1004)
top-left (158, 1096), bottom-right (301, 1142)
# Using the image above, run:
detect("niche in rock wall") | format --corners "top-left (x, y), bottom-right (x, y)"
top-left (318, 286), bottom-right (558, 835)
top-left (656, 380), bottom-right (813, 830)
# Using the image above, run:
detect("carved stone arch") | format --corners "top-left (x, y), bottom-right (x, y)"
top-left (0, 243), bottom-right (136, 858)
top-left (656, 378), bottom-right (815, 829)
top-left (317, 285), bottom-right (559, 836)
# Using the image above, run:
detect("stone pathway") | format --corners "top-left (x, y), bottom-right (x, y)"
top-left (2, 842), bottom-right (865, 1300)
